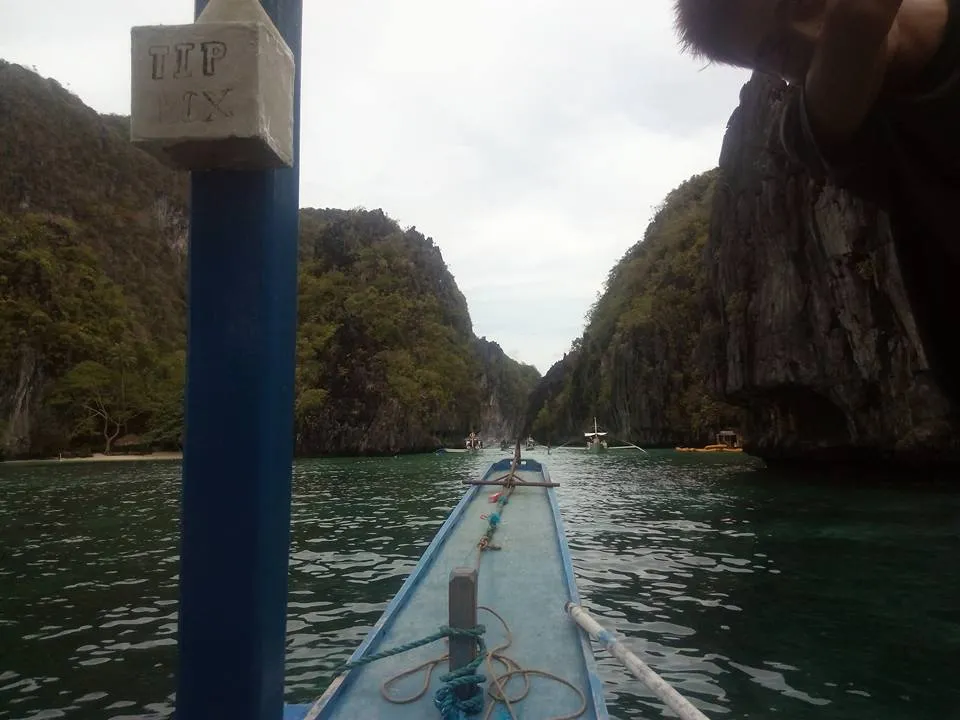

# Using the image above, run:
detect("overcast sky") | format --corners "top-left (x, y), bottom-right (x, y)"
top-left (1, 1), bottom-right (749, 373)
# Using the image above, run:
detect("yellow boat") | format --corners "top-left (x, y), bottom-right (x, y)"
top-left (676, 430), bottom-right (743, 453)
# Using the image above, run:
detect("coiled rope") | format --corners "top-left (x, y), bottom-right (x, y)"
top-left (374, 606), bottom-right (586, 720)
top-left (334, 625), bottom-right (488, 719)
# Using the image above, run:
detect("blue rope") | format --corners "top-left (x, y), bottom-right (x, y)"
top-left (335, 625), bottom-right (488, 718)
top-left (433, 636), bottom-right (487, 719)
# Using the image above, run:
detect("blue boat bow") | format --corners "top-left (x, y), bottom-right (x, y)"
top-left (287, 457), bottom-right (608, 719)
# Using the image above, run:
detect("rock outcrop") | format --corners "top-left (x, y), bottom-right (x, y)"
top-left (472, 337), bottom-right (540, 442)
top-left (525, 172), bottom-right (739, 448)
top-left (701, 74), bottom-right (960, 467)
top-left (0, 61), bottom-right (188, 459)
top-left (0, 63), bottom-right (538, 459)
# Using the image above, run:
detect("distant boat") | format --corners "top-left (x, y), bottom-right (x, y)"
top-left (676, 429), bottom-right (744, 454)
top-left (584, 417), bottom-right (608, 452)
top-left (290, 457), bottom-right (609, 719)
top-left (464, 432), bottom-right (483, 452)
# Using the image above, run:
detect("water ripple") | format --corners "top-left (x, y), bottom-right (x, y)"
top-left (2, 451), bottom-right (959, 719)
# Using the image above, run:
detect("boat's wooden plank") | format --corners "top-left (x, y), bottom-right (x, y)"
top-left (302, 464), bottom-right (602, 719)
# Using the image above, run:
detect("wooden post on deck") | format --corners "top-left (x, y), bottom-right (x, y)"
top-left (449, 567), bottom-right (479, 700)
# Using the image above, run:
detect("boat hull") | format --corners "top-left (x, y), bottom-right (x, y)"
top-left (286, 458), bottom-right (607, 719)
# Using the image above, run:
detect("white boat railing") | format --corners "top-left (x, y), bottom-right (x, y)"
top-left (566, 603), bottom-right (712, 720)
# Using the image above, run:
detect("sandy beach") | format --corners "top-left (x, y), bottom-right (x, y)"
top-left (2, 452), bottom-right (183, 466)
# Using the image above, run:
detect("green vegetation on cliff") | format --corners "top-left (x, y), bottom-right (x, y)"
top-left (527, 170), bottom-right (737, 446)
top-left (0, 61), bottom-right (188, 458)
top-left (0, 62), bottom-right (537, 458)
top-left (296, 209), bottom-right (485, 454)
top-left (0, 214), bottom-right (187, 455)
top-left (473, 337), bottom-right (541, 438)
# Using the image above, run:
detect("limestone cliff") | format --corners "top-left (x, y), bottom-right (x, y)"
top-left (0, 61), bottom-right (188, 459)
top-left (525, 172), bottom-right (738, 448)
top-left (472, 337), bottom-right (540, 442)
top-left (701, 74), bottom-right (960, 467)
top-left (0, 62), bottom-right (537, 459)
top-left (293, 208), bottom-right (540, 456)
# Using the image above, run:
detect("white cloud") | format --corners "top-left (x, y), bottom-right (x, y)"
top-left (1, 0), bottom-right (750, 373)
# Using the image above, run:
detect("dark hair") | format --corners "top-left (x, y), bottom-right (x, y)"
top-left (673, 0), bottom-right (746, 66)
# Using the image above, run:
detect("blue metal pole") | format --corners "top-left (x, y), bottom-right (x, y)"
top-left (176, 1), bottom-right (302, 718)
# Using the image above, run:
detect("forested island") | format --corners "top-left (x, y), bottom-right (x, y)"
top-left (0, 61), bottom-right (537, 460)
top-left (2, 60), bottom-right (957, 467)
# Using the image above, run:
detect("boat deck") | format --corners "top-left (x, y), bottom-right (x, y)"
top-left (286, 458), bottom-right (606, 720)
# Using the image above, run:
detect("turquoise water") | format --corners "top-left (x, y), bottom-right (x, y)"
top-left (1, 450), bottom-right (958, 719)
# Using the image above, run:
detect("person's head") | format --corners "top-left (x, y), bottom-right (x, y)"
top-left (673, 0), bottom-right (827, 84)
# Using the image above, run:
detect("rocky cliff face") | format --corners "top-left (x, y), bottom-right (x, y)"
top-left (472, 337), bottom-right (540, 442)
top-left (525, 172), bottom-right (738, 447)
top-left (0, 63), bottom-right (538, 459)
top-left (0, 62), bottom-right (188, 459)
top-left (701, 74), bottom-right (960, 467)
top-left (290, 210), bottom-right (541, 457)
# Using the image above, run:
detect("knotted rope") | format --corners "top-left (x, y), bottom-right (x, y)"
top-left (335, 625), bottom-right (488, 719)
top-left (373, 606), bottom-right (586, 720)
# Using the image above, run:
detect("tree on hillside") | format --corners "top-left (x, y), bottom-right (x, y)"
top-left (141, 350), bottom-right (186, 449)
top-left (53, 357), bottom-right (147, 454)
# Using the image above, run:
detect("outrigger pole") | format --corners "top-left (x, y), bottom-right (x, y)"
top-left (177, 1), bottom-right (302, 719)
top-left (566, 604), bottom-right (710, 720)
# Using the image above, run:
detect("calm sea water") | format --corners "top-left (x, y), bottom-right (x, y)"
top-left (1, 450), bottom-right (958, 719)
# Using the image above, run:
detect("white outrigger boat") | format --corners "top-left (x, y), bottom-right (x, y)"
top-left (584, 418), bottom-right (608, 452)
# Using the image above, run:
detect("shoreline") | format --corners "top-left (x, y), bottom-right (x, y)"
top-left (2, 452), bottom-right (183, 466)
